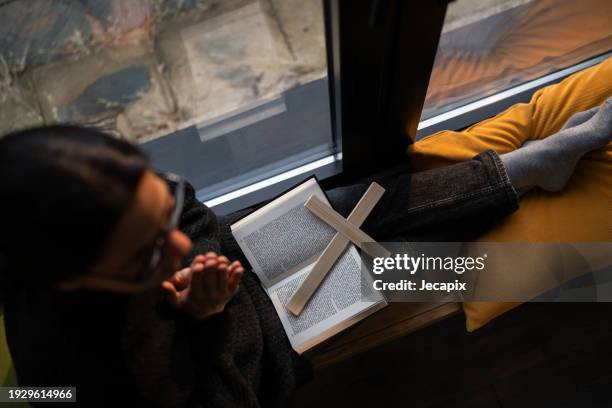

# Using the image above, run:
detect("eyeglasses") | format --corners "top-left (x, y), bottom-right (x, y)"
top-left (135, 171), bottom-right (186, 285)
top-left (74, 171), bottom-right (186, 293)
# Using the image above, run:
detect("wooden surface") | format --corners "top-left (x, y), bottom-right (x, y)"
top-left (293, 302), bottom-right (612, 408)
top-left (306, 302), bottom-right (462, 369)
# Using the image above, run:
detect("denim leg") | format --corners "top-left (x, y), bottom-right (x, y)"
top-left (325, 150), bottom-right (520, 242)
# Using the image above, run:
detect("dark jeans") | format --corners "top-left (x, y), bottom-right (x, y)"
top-left (324, 149), bottom-right (519, 242)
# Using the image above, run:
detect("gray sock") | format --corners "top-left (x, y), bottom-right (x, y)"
top-left (500, 97), bottom-right (612, 194)
top-left (520, 105), bottom-right (600, 149)
top-left (560, 105), bottom-right (601, 130)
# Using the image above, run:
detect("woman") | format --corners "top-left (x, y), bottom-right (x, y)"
top-left (1, 102), bottom-right (609, 407)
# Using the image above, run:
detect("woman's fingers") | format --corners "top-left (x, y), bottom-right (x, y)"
top-left (179, 256), bottom-right (242, 294)
top-left (188, 255), bottom-right (206, 269)
top-left (227, 261), bottom-right (243, 292)
top-left (203, 259), bottom-right (220, 291)
top-left (228, 267), bottom-right (244, 295)
top-left (185, 254), bottom-right (241, 292)
top-left (161, 280), bottom-right (175, 294)
top-left (204, 252), bottom-right (218, 261)
top-left (190, 258), bottom-right (215, 294)
top-left (192, 254), bottom-right (207, 264)
top-left (227, 261), bottom-right (242, 280)
top-left (161, 281), bottom-right (180, 308)
top-left (164, 252), bottom-right (244, 319)
top-left (168, 267), bottom-right (193, 291)
top-left (214, 263), bottom-right (228, 292)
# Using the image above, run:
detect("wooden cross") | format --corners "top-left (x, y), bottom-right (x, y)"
top-left (286, 182), bottom-right (390, 316)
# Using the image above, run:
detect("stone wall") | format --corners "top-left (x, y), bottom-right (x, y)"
top-left (0, 0), bottom-right (326, 142)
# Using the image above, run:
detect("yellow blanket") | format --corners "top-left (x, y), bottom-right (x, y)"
top-left (410, 57), bottom-right (612, 331)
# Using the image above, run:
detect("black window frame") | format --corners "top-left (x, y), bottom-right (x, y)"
top-left (201, 0), bottom-right (452, 214)
top-left (144, 0), bottom-right (608, 215)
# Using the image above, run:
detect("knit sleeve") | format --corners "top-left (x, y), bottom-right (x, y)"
top-left (173, 182), bottom-right (262, 406)
top-left (175, 182), bottom-right (301, 406)
top-left (178, 181), bottom-right (223, 264)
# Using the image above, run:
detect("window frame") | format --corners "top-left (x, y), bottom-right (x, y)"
top-left (182, 1), bottom-right (609, 215)
top-left (416, 52), bottom-right (612, 141)
top-left (205, 0), bottom-right (452, 213)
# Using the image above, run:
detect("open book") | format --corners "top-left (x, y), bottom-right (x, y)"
top-left (230, 177), bottom-right (387, 354)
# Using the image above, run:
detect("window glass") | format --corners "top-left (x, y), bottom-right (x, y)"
top-left (421, 0), bottom-right (612, 120)
top-left (0, 0), bottom-right (332, 201)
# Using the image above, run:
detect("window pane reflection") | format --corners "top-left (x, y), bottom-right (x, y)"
top-left (422, 0), bottom-right (612, 120)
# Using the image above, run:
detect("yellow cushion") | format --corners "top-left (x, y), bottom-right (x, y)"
top-left (1, 308), bottom-right (14, 386)
top-left (1, 310), bottom-right (29, 408)
top-left (408, 56), bottom-right (612, 331)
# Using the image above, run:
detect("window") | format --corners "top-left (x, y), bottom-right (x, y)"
top-left (139, 0), bottom-right (336, 210)
top-left (4, 0), bottom-right (608, 211)
top-left (0, 0), bottom-right (335, 213)
top-left (419, 0), bottom-right (612, 137)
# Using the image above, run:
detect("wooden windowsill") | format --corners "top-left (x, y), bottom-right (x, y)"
top-left (306, 302), bottom-right (462, 370)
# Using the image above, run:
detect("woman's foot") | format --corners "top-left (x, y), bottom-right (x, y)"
top-left (501, 98), bottom-right (612, 194)
top-left (560, 105), bottom-right (600, 130)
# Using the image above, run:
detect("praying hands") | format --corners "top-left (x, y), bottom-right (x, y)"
top-left (161, 252), bottom-right (244, 320)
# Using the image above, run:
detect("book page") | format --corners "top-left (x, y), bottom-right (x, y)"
top-left (230, 177), bottom-right (387, 351)
top-left (231, 178), bottom-right (335, 287)
top-left (268, 246), bottom-right (386, 353)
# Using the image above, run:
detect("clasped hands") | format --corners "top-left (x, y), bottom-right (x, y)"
top-left (161, 252), bottom-right (244, 320)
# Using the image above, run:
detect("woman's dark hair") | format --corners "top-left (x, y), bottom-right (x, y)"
top-left (0, 125), bottom-right (148, 298)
